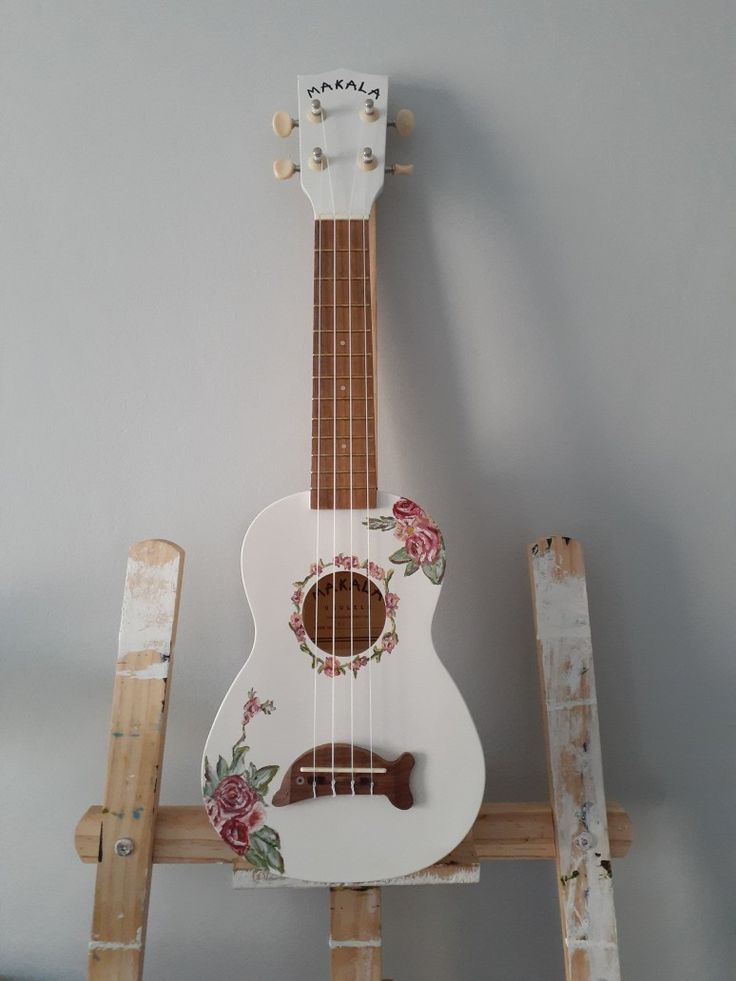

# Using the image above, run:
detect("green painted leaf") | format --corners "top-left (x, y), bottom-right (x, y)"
top-left (203, 756), bottom-right (217, 797)
top-left (389, 547), bottom-right (411, 564)
top-left (216, 755), bottom-right (229, 780)
top-left (257, 824), bottom-right (281, 848)
top-left (385, 568), bottom-right (394, 585)
top-left (404, 560), bottom-right (420, 576)
top-left (251, 764), bottom-right (279, 795)
top-left (230, 744), bottom-right (249, 774)
top-left (363, 515), bottom-right (396, 531)
top-left (423, 554), bottom-right (446, 584)
top-left (248, 829), bottom-right (285, 874)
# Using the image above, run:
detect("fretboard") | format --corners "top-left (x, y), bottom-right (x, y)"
top-left (311, 218), bottom-right (377, 509)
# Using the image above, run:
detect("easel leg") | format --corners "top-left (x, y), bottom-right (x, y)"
top-left (87, 540), bottom-right (184, 980)
top-left (529, 536), bottom-right (621, 981)
top-left (329, 887), bottom-right (382, 981)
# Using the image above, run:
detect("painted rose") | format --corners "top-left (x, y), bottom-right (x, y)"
top-left (289, 612), bottom-right (306, 642)
top-left (212, 774), bottom-right (259, 819)
top-left (366, 561), bottom-right (385, 580)
top-left (219, 817), bottom-right (251, 856)
top-left (334, 553), bottom-right (360, 570)
top-left (384, 592), bottom-right (399, 614)
top-left (379, 632), bottom-right (397, 653)
top-left (291, 587), bottom-right (302, 606)
top-left (322, 655), bottom-right (342, 677)
top-left (405, 524), bottom-right (442, 565)
top-left (350, 655), bottom-right (369, 673)
top-left (392, 498), bottom-right (426, 522)
top-left (242, 691), bottom-right (261, 727)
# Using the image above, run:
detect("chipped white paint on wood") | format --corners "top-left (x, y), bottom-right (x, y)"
top-left (88, 540), bottom-right (184, 981)
top-left (529, 537), bottom-right (621, 981)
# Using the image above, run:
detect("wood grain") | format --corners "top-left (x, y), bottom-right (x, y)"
top-left (330, 887), bottom-right (381, 981)
top-left (76, 801), bottom-right (632, 866)
top-left (87, 540), bottom-right (184, 981)
top-left (529, 536), bottom-right (621, 981)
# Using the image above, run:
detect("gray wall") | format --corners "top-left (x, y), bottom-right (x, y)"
top-left (2, 2), bottom-right (733, 978)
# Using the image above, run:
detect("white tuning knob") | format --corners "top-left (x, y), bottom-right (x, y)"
top-left (393, 109), bottom-right (415, 137)
top-left (387, 163), bottom-right (414, 176)
top-left (272, 111), bottom-right (297, 137)
top-left (273, 159), bottom-right (298, 181)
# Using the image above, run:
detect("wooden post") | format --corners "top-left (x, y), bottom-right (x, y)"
top-left (87, 540), bottom-right (184, 980)
top-left (330, 887), bottom-right (382, 981)
top-left (529, 537), bottom-right (621, 981)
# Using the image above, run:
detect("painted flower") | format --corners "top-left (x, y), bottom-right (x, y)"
top-left (242, 691), bottom-right (261, 727)
top-left (404, 523), bottom-right (442, 565)
top-left (289, 612), bottom-right (306, 642)
top-left (309, 560), bottom-right (325, 576)
top-left (366, 561), bottom-right (385, 580)
top-left (384, 592), bottom-right (399, 614)
top-left (322, 655), bottom-right (342, 677)
top-left (334, 553), bottom-right (360, 570)
top-left (392, 498), bottom-right (426, 522)
top-left (379, 632), bottom-right (397, 654)
top-left (219, 817), bottom-right (251, 856)
top-left (291, 587), bottom-right (302, 606)
top-left (350, 655), bottom-right (369, 674)
top-left (212, 774), bottom-right (259, 820)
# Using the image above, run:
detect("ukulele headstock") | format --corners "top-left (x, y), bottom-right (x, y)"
top-left (272, 69), bottom-right (414, 218)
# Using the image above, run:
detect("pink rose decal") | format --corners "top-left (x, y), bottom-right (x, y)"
top-left (220, 817), bottom-right (251, 856)
top-left (289, 612), bottom-right (306, 642)
top-left (379, 632), bottom-right (397, 653)
top-left (212, 774), bottom-right (259, 819)
top-left (392, 498), bottom-right (426, 522)
top-left (384, 592), bottom-right (399, 615)
top-left (366, 561), bottom-right (385, 580)
top-left (322, 655), bottom-right (342, 677)
top-left (405, 524), bottom-right (442, 565)
top-left (334, 553), bottom-right (360, 570)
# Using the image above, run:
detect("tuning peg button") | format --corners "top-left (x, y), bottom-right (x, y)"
top-left (387, 163), bottom-right (414, 176)
top-left (272, 111), bottom-right (297, 137)
top-left (273, 159), bottom-right (298, 181)
top-left (391, 108), bottom-right (415, 137)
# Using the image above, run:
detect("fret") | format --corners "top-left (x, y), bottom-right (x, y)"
top-left (313, 354), bottom-right (371, 375)
top-left (311, 403), bottom-right (373, 422)
top-left (315, 220), bottom-right (368, 250)
top-left (314, 308), bottom-right (372, 330)
top-left (313, 251), bottom-right (369, 278)
top-left (312, 454), bottom-right (376, 466)
top-left (313, 279), bottom-right (368, 306)
top-left (312, 436), bottom-right (375, 454)
top-left (311, 489), bottom-right (377, 509)
top-left (313, 333), bottom-right (374, 355)
top-left (312, 378), bottom-right (373, 398)
top-left (312, 418), bottom-right (376, 438)
top-left (311, 470), bottom-right (376, 490)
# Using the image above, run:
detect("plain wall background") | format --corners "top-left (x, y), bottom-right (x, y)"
top-left (2, 2), bottom-right (734, 978)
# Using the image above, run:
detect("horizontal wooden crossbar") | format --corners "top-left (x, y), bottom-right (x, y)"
top-left (75, 801), bottom-right (632, 870)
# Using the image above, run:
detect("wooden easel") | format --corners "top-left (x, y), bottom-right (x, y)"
top-left (76, 535), bottom-right (631, 980)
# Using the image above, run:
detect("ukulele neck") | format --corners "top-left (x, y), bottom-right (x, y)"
top-left (311, 216), bottom-right (378, 510)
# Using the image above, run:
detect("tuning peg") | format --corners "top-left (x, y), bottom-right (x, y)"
top-left (272, 111), bottom-right (297, 137)
top-left (273, 159), bottom-right (299, 180)
top-left (389, 109), bottom-right (415, 137)
top-left (386, 163), bottom-right (414, 176)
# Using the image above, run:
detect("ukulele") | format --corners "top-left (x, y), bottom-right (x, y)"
top-left (202, 70), bottom-right (484, 884)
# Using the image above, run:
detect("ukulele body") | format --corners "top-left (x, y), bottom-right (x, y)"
top-left (203, 490), bottom-right (485, 884)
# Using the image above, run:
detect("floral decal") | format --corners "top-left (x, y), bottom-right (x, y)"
top-left (363, 498), bottom-right (446, 584)
top-left (203, 690), bottom-right (284, 874)
top-left (289, 559), bottom-right (399, 677)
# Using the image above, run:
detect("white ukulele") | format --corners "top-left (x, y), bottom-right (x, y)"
top-left (202, 70), bottom-right (485, 884)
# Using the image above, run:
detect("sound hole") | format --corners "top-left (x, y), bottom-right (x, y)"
top-left (302, 571), bottom-right (386, 656)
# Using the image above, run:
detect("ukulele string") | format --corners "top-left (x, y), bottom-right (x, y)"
top-left (312, 213), bottom-right (322, 800)
top-left (362, 215), bottom-right (374, 795)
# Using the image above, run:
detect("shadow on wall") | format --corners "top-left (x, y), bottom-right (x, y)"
top-left (374, 81), bottom-right (729, 977)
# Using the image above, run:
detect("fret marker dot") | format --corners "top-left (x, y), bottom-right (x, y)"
top-left (340, 340), bottom-right (346, 346)
top-left (340, 385), bottom-right (346, 392)
top-left (341, 443), bottom-right (347, 450)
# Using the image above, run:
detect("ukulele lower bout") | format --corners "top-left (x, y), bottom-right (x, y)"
top-left (202, 490), bottom-right (485, 884)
